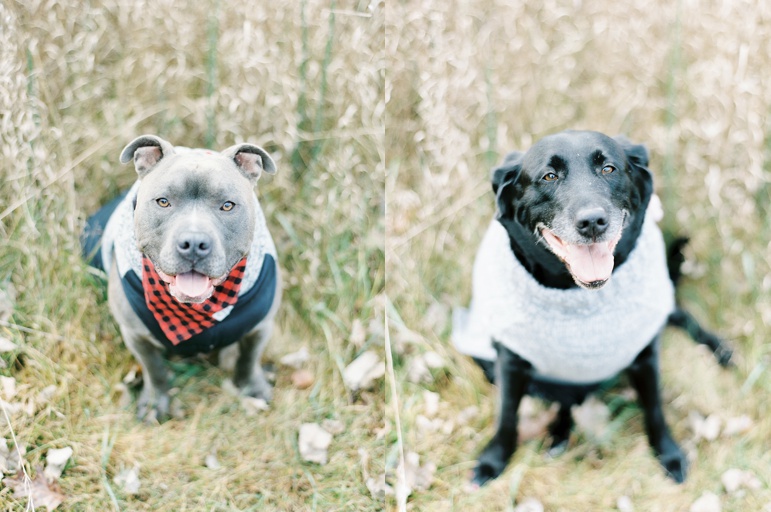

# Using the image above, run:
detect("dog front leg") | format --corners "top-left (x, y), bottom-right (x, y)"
top-left (627, 339), bottom-right (687, 483)
top-left (123, 334), bottom-right (170, 423)
top-left (233, 321), bottom-right (274, 402)
top-left (472, 342), bottom-right (533, 487)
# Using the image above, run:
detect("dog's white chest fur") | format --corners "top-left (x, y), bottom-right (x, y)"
top-left (453, 214), bottom-right (675, 384)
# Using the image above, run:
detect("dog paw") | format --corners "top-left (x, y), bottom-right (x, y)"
top-left (136, 389), bottom-right (170, 424)
top-left (714, 344), bottom-right (733, 367)
top-left (471, 442), bottom-right (512, 487)
top-left (658, 447), bottom-right (688, 483)
top-left (237, 378), bottom-right (274, 402)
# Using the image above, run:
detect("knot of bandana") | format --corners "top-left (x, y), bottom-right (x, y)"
top-left (142, 256), bottom-right (247, 345)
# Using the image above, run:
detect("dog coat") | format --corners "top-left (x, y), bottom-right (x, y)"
top-left (85, 181), bottom-right (278, 356)
top-left (452, 210), bottom-right (675, 384)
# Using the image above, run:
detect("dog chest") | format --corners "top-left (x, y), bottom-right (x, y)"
top-left (453, 217), bottom-right (675, 384)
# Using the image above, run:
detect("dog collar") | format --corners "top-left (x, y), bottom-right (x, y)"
top-left (141, 256), bottom-right (247, 345)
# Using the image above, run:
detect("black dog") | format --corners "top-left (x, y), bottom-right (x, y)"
top-left (452, 130), bottom-right (731, 487)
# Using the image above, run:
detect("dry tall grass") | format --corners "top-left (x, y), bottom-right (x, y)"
top-left (1, 1), bottom-right (384, 510)
top-left (387, 1), bottom-right (770, 511)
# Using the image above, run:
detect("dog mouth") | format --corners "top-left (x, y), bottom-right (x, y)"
top-left (156, 269), bottom-right (227, 304)
top-left (539, 227), bottom-right (623, 289)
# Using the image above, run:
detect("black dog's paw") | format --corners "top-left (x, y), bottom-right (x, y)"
top-left (472, 443), bottom-right (512, 487)
top-left (713, 342), bottom-right (733, 367)
top-left (658, 446), bottom-right (688, 483)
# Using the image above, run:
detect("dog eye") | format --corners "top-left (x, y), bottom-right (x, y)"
top-left (156, 198), bottom-right (170, 208)
top-left (601, 165), bottom-right (616, 175)
top-left (542, 172), bottom-right (558, 182)
top-left (220, 201), bottom-right (235, 211)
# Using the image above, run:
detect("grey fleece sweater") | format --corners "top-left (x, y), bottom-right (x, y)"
top-left (452, 210), bottom-right (674, 384)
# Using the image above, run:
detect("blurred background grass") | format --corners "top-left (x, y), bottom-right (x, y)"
top-left (386, 1), bottom-right (770, 510)
top-left (1, 0), bottom-right (384, 510)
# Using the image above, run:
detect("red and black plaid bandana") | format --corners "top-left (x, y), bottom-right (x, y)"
top-left (142, 256), bottom-right (247, 345)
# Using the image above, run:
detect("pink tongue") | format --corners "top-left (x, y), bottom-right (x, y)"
top-left (564, 243), bottom-right (615, 284)
top-left (174, 271), bottom-right (212, 298)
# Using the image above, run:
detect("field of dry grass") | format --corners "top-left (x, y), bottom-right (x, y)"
top-left (386, 1), bottom-right (770, 511)
top-left (1, 1), bottom-right (383, 510)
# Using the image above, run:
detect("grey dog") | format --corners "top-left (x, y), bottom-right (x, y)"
top-left (84, 134), bottom-right (281, 422)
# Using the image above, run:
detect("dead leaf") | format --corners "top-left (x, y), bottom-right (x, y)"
top-left (0, 376), bottom-right (16, 400)
top-left (690, 492), bottom-right (721, 512)
top-left (722, 415), bottom-right (753, 437)
top-left (422, 390), bottom-right (440, 417)
top-left (342, 351), bottom-right (385, 392)
top-left (572, 396), bottom-right (610, 440)
top-left (204, 454), bottom-right (221, 470)
top-left (0, 337), bottom-right (18, 353)
top-left (298, 423), bottom-right (333, 465)
top-left (3, 469), bottom-right (65, 511)
top-left (321, 419), bottom-right (345, 435)
top-left (291, 369), bottom-right (314, 389)
top-left (514, 498), bottom-right (544, 512)
top-left (279, 347), bottom-right (309, 369)
top-left (689, 411), bottom-right (721, 441)
top-left (0, 439), bottom-right (23, 474)
top-left (721, 468), bottom-right (761, 493)
top-left (405, 351), bottom-right (445, 383)
top-left (43, 447), bottom-right (73, 482)
top-left (403, 451), bottom-right (435, 494)
top-left (617, 495), bottom-right (635, 512)
top-left (114, 465), bottom-right (141, 495)
top-left (349, 319), bottom-right (366, 348)
top-left (0, 285), bottom-right (15, 323)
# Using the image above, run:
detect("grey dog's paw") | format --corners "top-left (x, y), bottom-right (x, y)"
top-left (136, 388), bottom-right (170, 424)
top-left (238, 378), bottom-right (274, 402)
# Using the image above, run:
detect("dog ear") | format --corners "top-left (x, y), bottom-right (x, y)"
top-left (221, 143), bottom-right (277, 182)
top-left (491, 151), bottom-right (523, 218)
top-left (120, 135), bottom-right (176, 178)
top-left (615, 136), bottom-right (653, 212)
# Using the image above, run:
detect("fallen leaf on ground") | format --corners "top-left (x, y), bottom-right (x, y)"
top-left (422, 390), bottom-right (440, 417)
top-left (690, 492), bottom-right (721, 512)
top-left (0, 285), bottom-right (15, 322)
top-left (3, 469), bottom-right (65, 510)
top-left (0, 439), bottom-right (23, 474)
top-left (291, 369), bottom-right (314, 389)
top-left (722, 415), bottom-right (753, 437)
top-left (279, 347), bottom-right (309, 369)
top-left (572, 396), bottom-right (610, 440)
top-left (240, 397), bottom-right (269, 416)
top-left (721, 468), bottom-right (761, 493)
top-left (617, 495), bottom-right (635, 512)
top-left (0, 337), bottom-right (17, 353)
top-left (513, 497), bottom-right (544, 512)
top-left (342, 351), bottom-right (385, 392)
top-left (366, 474), bottom-right (393, 499)
top-left (349, 319), bottom-right (366, 347)
top-left (298, 423), bottom-right (333, 465)
top-left (44, 447), bottom-right (73, 482)
top-left (689, 412), bottom-right (721, 441)
top-left (321, 419), bottom-right (345, 435)
top-left (114, 465), bottom-right (141, 495)
top-left (0, 376), bottom-right (16, 400)
top-left (406, 351), bottom-right (445, 383)
top-left (204, 454), bottom-right (221, 470)
top-left (403, 451), bottom-right (435, 495)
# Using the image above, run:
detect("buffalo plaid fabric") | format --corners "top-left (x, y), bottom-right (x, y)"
top-left (142, 255), bottom-right (247, 345)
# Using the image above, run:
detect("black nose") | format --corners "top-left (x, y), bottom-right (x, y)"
top-left (176, 231), bottom-right (212, 260)
top-left (575, 207), bottom-right (609, 239)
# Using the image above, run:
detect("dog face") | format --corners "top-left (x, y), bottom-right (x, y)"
top-left (493, 130), bottom-right (652, 289)
top-left (120, 135), bottom-right (276, 303)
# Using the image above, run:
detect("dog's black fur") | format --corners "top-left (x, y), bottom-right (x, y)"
top-left (471, 131), bottom-right (731, 487)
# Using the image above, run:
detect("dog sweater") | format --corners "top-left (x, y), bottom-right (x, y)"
top-left (87, 181), bottom-right (278, 356)
top-left (452, 212), bottom-right (675, 384)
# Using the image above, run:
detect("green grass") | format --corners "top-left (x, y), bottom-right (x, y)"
top-left (386, 1), bottom-right (771, 511)
top-left (0, 1), bottom-right (384, 510)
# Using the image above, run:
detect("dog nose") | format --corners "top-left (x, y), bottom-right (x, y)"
top-left (575, 207), bottom-right (609, 239)
top-left (176, 231), bottom-right (212, 260)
